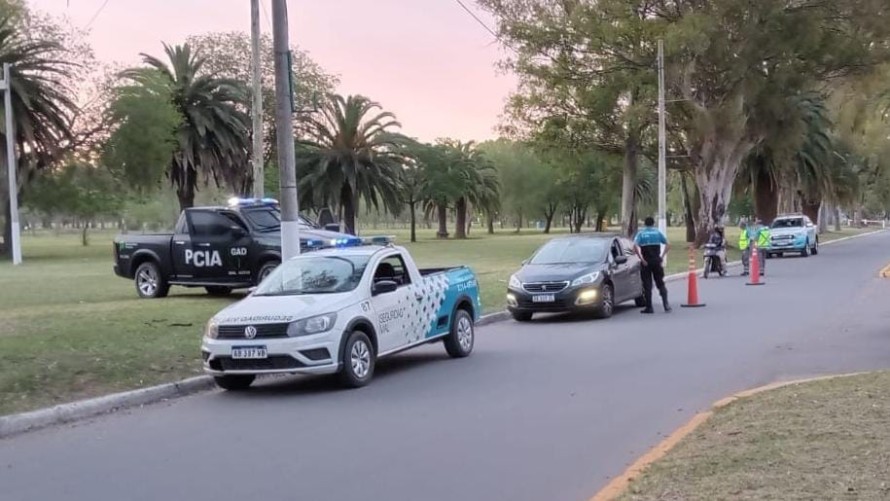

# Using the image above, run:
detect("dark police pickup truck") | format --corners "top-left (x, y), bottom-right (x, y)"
top-left (113, 198), bottom-right (358, 298)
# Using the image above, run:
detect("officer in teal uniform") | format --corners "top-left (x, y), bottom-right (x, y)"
top-left (633, 217), bottom-right (672, 314)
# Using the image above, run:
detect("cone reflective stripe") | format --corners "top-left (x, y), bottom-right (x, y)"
top-left (681, 244), bottom-right (706, 308)
top-left (746, 243), bottom-right (765, 286)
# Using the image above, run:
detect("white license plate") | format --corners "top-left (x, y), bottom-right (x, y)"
top-left (231, 346), bottom-right (268, 359)
top-left (532, 294), bottom-right (556, 303)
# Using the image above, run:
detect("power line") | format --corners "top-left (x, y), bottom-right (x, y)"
top-left (453, 0), bottom-right (500, 42)
top-left (84, 0), bottom-right (111, 29)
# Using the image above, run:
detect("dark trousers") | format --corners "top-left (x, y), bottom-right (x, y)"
top-left (641, 262), bottom-right (668, 309)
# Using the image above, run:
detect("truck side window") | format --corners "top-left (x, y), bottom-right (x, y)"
top-left (190, 211), bottom-right (237, 237)
top-left (174, 213), bottom-right (188, 234)
top-left (373, 255), bottom-right (412, 286)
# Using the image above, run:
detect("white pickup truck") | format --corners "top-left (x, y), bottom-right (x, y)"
top-left (201, 238), bottom-right (482, 389)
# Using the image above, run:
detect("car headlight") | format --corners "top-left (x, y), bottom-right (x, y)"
top-left (509, 274), bottom-right (522, 289)
top-left (571, 272), bottom-right (600, 287)
top-left (204, 319), bottom-right (219, 339)
top-left (288, 313), bottom-right (338, 337)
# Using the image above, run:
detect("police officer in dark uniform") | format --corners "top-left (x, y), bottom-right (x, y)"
top-left (633, 216), bottom-right (672, 314)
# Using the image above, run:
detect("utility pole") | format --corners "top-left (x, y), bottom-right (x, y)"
top-left (250, 0), bottom-right (264, 199)
top-left (271, 0), bottom-right (300, 258)
top-left (2, 63), bottom-right (21, 265)
top-left (657, 39), bottom-right (667, 237)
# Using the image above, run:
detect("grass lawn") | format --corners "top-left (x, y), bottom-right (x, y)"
top-left (618, 371), bottom-right (890, 501)
top-left (0, 225), bottom-right (876, 416)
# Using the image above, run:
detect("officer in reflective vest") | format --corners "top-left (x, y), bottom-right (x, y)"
top-left (756, 220), bottom-right (770, 276)
top-left (739, 221), bottom-right (750, 276)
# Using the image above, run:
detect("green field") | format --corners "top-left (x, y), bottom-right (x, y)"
top-left (0, 225), bottom-right (873, 415)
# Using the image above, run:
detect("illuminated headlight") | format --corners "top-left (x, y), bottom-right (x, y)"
top-left (571, 272), bottom-right (600, 287)
top-left (506, 293), bottom-right (518, 307)
top-left (204, 319), bottom-right (219, 339)
top-left (575, 289), bottom-right (598, 305)
top-left (509, 274), bottom-right (522, 289)
top-left (288, 313), bottom-right (338, 337)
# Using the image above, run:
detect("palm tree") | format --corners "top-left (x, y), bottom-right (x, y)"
top-left (297, 94), bottom-right (406, 235)
top-left (121, 43), bottom-right (250, 210)
top-left (0, 13), bottom-right (78, 258)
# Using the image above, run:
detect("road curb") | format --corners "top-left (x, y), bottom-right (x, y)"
top-left (0, 310), bottom-right (511, 438)
top-left (0, 376), bottom-right (215, 439)
top-left (588, 372), bottom-right (868, 501)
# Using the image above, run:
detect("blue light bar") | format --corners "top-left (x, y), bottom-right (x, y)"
top-left (227, 197), bottom-right (279, 208)
top-left (301, 235), bottom-right (395, 252)
top-left (361, 235), bottom-right (395, 246)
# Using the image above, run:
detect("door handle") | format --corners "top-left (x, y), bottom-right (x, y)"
top-left (174, 241), bottom-right (185, 245)
top-left (197, 243), bottom-right (211, 247)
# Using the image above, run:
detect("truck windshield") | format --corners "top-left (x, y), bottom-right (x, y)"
top-left (253, 255), bottom-right (372, 296)
top-left (242, 208), bottom-right (317, 232)
top-left (772, 218), bottom-right (803, 228)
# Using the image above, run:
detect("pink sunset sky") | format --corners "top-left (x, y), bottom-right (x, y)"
top-left (30, 0), bottom-right (517, 142)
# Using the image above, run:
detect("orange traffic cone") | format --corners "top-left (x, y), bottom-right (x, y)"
top-left (747, 244), bottom-right (765, 286)
top-left (681, 245), bottom-right (706, 308)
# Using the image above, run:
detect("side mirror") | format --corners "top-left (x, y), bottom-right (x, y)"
top-left (231, 226), bottom-right (246, 238)
top-left (372, 280), bottom-right (399, 296)
top-left (614, 255), bottom-right (628, 265)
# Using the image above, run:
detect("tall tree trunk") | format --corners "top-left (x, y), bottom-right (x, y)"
top-left (436, 203), bottom-right (448, 239)
top-left (834, 206), bottom-right (842, 232)
top-left (818, 203), bottom-right (829, 233)
top-left (680, 171), bottom-right (697, 243)
top-left (454, 197), bottom-right (467, 239)
top-left (514, 209), bottom-right (522, 234)
top-left (694, 147), bottom-right (748, 246)
top-left (543, 202), bottom-right (557, 234)
top-left (594, 208), bottom-right (606, 232)
top-left (409, 202), bottom-right (417, 243)
top-left (339, 184), bottom-right (358, 235)
top-left (753, 163), bottom-right (778, 225)
top-left (486, 212), bottom-right (494, 235)
top-left (800, 195), bottom-right (820, 227)
top-left (620, 132), bottom-right (640, 237)
top-left (82, 223), bottom-right (90, 247)
top-left (1, 199), bottom-right (10, 259)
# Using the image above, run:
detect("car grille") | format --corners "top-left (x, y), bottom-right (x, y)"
top-left (771, 235), bottom-right (795, 241)
top-left (210, 355), bottom-right (305, 371)
top-left (217, 323), bottom-right (290, 339)
top-left (522, 281), bottom-right (569, 293)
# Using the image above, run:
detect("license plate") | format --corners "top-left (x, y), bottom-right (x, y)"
top-left (231, 346), bottom-right (268, 359)
top-left (532, 294), bottom-right (556, 303)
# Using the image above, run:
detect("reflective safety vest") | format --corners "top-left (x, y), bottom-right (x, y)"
top-left (758, 227), bottom-right (770, 249)
top-left (738, 229), bottom-right (749, 250)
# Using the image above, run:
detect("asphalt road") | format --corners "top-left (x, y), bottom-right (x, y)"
top-left (2, 232), bottom-right (890, 501)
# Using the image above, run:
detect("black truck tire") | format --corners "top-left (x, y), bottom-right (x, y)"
top-left (135, 261), bottom-right (170, 299)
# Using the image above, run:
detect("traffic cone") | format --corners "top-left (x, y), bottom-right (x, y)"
top-left (747, 244), bottom-right (765, 286)
top-left (681, 245), bottom-right (706, 308)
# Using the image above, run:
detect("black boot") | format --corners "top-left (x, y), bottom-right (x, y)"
top-left (640, 308), bottom-right (654, 314)
top-left (661, 290), bottom-right (672, 312)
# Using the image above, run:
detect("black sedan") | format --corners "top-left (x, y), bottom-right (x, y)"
top-left (506, 234), bottom-right (645, 321)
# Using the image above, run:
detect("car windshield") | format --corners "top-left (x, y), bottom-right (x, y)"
top-left (772, 218), bottom-right (803, 229)
top-left (242, 208), bottom-right (316, 232)
top-left (254, 255), bottom-right (371, 296)
top-left (529, 239), bottom-right (608, 265)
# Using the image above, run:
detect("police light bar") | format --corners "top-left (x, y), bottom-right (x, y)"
top-left (301, 235), bottom-right (395, 251)
top-left (227, 197), bottom-right (279, 208)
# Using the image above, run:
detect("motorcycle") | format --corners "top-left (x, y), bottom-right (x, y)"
top-left (702, 243), bottom-right (726, 278)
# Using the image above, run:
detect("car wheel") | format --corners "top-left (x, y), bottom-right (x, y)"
top-left (444, 309), bottom-right (474, 358)
top-left (205, 286), bottom-right (233, 296)
top-left (634, 295), bottom-right (646, 307)
top-left (214, 375), bottom-right (255, 391)
top-left (801, 240), bottom-right (810, 257)
top-left (703, 257), bottom-right (711, 279)
top-left (594, 283), bottom-right (614, 319)
top-left (776, 252), bottom-right (784, 258)
top-left (256, 260), bottom-right (280, 284)
top-left (812, 238), bottom-right (819, 255)
top-left (511, 311), bottom-right (533, 322)
top-left (339, 330), bottom-right (375, 388)
top-left (135, 261), bottom-right (169, 299)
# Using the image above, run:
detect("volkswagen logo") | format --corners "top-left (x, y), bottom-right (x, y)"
top-left (244, 325), bottom-right (257, 339)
